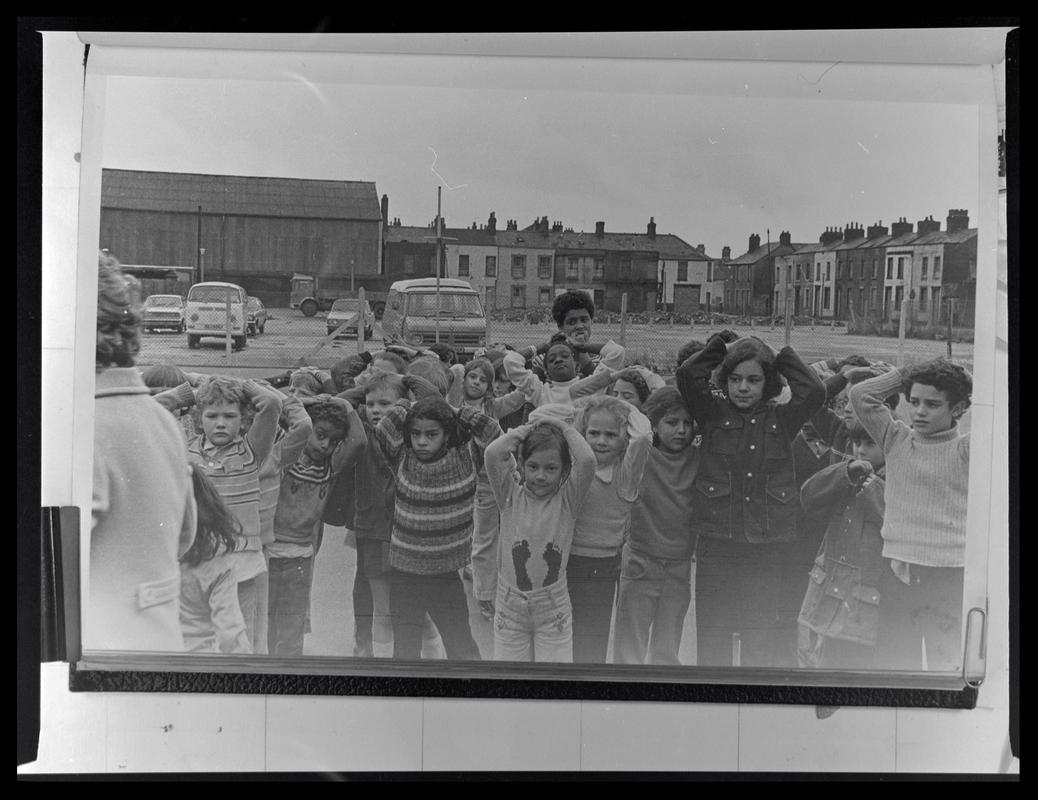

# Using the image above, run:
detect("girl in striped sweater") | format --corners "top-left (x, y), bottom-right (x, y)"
top-left (374, 395), bottom-right (502, 661)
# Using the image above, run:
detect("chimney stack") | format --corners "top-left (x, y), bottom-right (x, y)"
top-left (552, 220), bottom-right (564, 233)
top-left (843, 222), bottom-right (864, 243)
top-left (647, 217), bottom-right (656, 239)
top-left (866, 220), bottom-right (888, 239)
top-left (890, 217), bottom-right (914, 237)
top-left (506, 219), bottom-right (517, 232)
top-left (595, 221), bottom-right (605, 238)
top-left (749, 233), bottom-right (761, 252)
top-left (819, 227), bottom-right (843, 247)
top-left (722, 246), bottom-right (731, 261)
top-left (917, 215), bottom-right (941, 235)
top-left (779, 230), bottom-right (792, 247)
top-left (487, 212), bottom-right (497, 234)
top-left (946, 208), bottom-right (970, 233)
top-left (381, 194), bottom-right (389, 227)
top-left (696, 244), bottom-right (706, 254)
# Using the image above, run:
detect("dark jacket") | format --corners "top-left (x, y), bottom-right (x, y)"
top-left (797, 461), bottom-right (886, 646)
top-left (676, 335), bottom-right (826, 544)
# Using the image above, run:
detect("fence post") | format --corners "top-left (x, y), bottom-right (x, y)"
top-left (357, 286), bottom-right (366, 355)
top-left (896, 296), bottom-right (909, 368)
top-left (619, 293), bottom-right (628, 347)
top-left (224, 289), bottom-right (232, 359)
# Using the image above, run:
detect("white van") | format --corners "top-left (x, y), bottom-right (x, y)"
top-left (185, 281), bottom-right (249, 350)
top-left (380, 278), bottom-right (487, 362)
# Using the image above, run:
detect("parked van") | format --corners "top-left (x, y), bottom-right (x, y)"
top-left (381, 278), bottom-right (487, 362)
top-left (185, 281), bottom-right (249, 350)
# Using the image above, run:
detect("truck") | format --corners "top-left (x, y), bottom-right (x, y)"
top-left (289, 272), bottom-right (389, 320)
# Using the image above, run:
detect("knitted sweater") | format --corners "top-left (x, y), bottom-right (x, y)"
top-left (627, 444), bottom-right (701, 561)
top-left (848, 369), bottom-right (970, 567)
top-left (375, 403), bottom-right (501, 574)
top-left (258, 393), bottom-right (313, 546)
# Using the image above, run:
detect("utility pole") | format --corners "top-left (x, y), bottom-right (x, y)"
top-left (196, 205), bottom-right (203, 282)
top-left (435, 186), bottom-right (442, 344)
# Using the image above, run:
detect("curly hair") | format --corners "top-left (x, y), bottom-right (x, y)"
top-left (404, 396), bottom-right (466, 450)
top-left (519, 422), bottom-right (572, 480)
top-left (611, 368), bottom-right (652, 405)
top-left (192, 375), bottom-right (255, 434)
top-left (551, 290), bottom-right (595, 328)
top-left (903, 358), bottom-right (973, 409)
top-left (546, 331), bottom-right (577, 359)
top-left (718, 339), bottom-right (784, 403)
top-left (306, 398), bottom-right (351, 433)
top-left (182, 463), bottom-right (242, 567)
top-left (576, 394), bottom-right (632, 446)
top-left (96, 251), bottom-right (141, 368)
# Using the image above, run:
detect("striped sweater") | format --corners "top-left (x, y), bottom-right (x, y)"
top-left (849, 369), bottom-right (971, 567)
top-left (375, 404), bottom-right (501, 575)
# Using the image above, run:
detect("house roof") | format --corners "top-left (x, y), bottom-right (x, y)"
top-left (550, 231), bottom-right (715, 259)
top-left (383, 225), bottom-right (440, 245)
top-left (101, 168), bottom-right (382, 220)
top-left (726, 242), bottom-right (798, 265)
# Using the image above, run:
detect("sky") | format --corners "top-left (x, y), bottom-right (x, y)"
top-left (99, 53), bottom-right (982, 259)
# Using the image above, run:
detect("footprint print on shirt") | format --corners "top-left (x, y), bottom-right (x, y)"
top-left (542, 542), bottom-right (562, 587)
top-left (512, 539), bottom-right (533, 591)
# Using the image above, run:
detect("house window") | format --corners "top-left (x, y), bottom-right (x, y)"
top-left (511, 254), bottom-right (527, 279)
top-left (458, 254), bottom-right (470, 277)
top-left (870, 286), bottom-right (877, 313)
top-left (895, 285), bottom-right (904, 308)
top-left (886, 257), bottom-right (893, 279)
top-left (485, 255), bottom-right (497, 277)
top-left (835, 287), bottom-right (842, 316)
top-left (815, 263), bottom-right (821, 282)
top-left (897, 257), bottom-right (905, 280)
top-left (933, 256), bottom-right (941, 277)
top-left (826, 261), bottom-right (831, 281)
top-left (593, 289), bottom-right (605, 309)
top-left (567, 257), bottom-right (578, 280)
top-left (593, 258), bottom-right (604, 279)
top-left (823, 286), bottom-right (831, 310)
top-left (707, 262), bottom-right (713, 282)
top-left (621, 258), bottom-right (632, 279)
top-left (837, 260), bottom-right (843, 278)
top-left (538, 286), bottom-right (552, 305)
top-left (403, 254), bottom-right (415, 275)
top-left (918, 287), bottom-right (928, 311)
top-left (511, 285), bottom-right (525, 307)
top-left (931, 286), bottom-right (941, 313)
top-left (485, 287), bottom-right (495, 311)
top-left (677, 261), bottom-right (688, 282)
top-left (883, 286), bottom-right (892, 318)
top-left (538, 255), bottom-right (552, 279)
top-left (921, 256), bottom-right (928, 279)
top-left (872, 259), bottom-right (878, 278)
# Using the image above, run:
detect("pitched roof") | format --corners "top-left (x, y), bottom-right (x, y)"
top-left (550, 230), bottom-right (715, 259)
top-left (101, 168), bottom-right (382, 220)
top-left (727, 242), bottom-right (798, 265)
top-left (384, 225), bottom-right (439, 244)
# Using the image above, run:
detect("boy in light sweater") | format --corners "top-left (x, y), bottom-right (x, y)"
top-left (848, 357), bottom-right (972, 672)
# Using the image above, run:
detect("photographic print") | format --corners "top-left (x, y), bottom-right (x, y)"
top-left (64, 31), bottom-right (1005, 700)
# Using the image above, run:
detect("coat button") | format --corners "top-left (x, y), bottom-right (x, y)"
top-left (749, 445), bottom-right (756, 450)
top-left (708, 486), bottom-right (714, 492)
top-left (751, 419), bottom-right (757, 424)
top-left (745, 497), bottom-right (751, 502)
top-left (747, 472), bottom-right (753, 477)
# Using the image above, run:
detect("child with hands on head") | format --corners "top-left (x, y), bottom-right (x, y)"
top-left (483, 405), bottom-right (597, 663)
top-left (504, 331), bottom-right (625, 410)
top-left (613, 387), bottom-right (700, 666)
top-left (566, 394), bottom-right (653, 663)
top-left (676, 329), bottom-right (826, 669)
top-left (848, 357), bottom-right (972, 672)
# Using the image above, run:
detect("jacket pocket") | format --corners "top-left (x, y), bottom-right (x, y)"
top-left (621, 547), bottom-right (651, 582)
top-left (694, 475), bottom-right (732, 533)
top-left (708, 419), bottom-right (743, 455)
top-left (798, 561), bottom-right (840, 633)
top-left (764, 476), bottom-right (799, 537)
top-left (832, 584), bottom-right (881, 646)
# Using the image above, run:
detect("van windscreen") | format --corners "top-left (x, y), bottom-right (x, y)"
top-left (407, 292), bottom-right (483, 317)
top-left (189, 286), bottom-right (241, 303)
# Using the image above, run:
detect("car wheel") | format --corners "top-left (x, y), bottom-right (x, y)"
top-left (187, 334), bottom-right (200, 349)
top-left (300, 299), bottom-right (318, 317)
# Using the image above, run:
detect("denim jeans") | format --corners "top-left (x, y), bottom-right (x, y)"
top-left (352, 538), bottom-right (393, 658)
top-left (236, 577), bottom-right (258, 654)
top-left (493, 580), bottom-right (573, 663)
top-left (471, 482), bottom-right (500, 602)
top-left (266, 556), bottom-right (313, 657)
top-left (876, 563), bottom-right (964, 672)
top-left (567, 553), bottom-right (621, 663)
top-left (613, 546), bottom-right (693, 666)
top-left (390, 570), bottom-right (481, 661)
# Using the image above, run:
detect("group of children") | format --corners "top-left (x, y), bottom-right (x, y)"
top-left (125, 289), bottom-right (973, 673)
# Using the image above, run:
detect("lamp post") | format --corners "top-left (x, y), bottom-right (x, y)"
top-left (199, 247), bottom-right (206, 283)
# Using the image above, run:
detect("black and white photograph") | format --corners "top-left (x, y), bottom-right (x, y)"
top-left (63, 31), bottom-right (1005, 693)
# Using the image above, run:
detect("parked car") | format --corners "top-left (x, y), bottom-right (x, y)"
top-left (380, 278), bottom-right (487, 362)
top-left (141, 294), bottom-right (186, 333)
top-left (185, 281), bottom-right (248, 350)
top-left (326, 297), bottom-right (375, 339)
top-left (246, 296), bottom-right (268, 335)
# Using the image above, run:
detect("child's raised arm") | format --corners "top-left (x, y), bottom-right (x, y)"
top-left (484, 424), bottom-right (529, 510)
top-left (401, 372), bottom-right (443, 402)
top-left (243, 380), bottom-right (284, 465)
top-left (272, 390), bottom-right (313, 471)
top-left (848, 367), bottom-right (910, 454)
top-left (489, 388), bottom-right (528, 420)
top-left (675, 332), bottom-right (729, 426)
top-left (503, 349), bottom-right (545, 407)
top-left (445, 363), bottom-right (467, 408)
top-left (773, 344), bottom-right (827, 435)
top-left (455, 405), bottom-right (503, 454)
top-left (372, 401), bottom-right (410, 468)
top-left (328, 397), bottom-right (367, 476)
top-left (616, 405), bottom-right (653, 504)
top-left (558, 420), bottom-right (596, 513)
